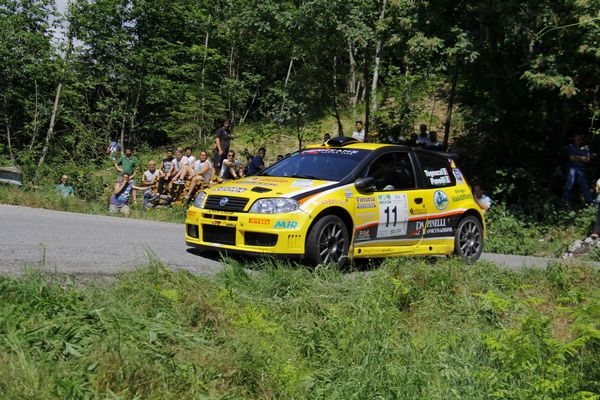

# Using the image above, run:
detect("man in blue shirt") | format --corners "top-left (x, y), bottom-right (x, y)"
top-left (247, 147), bottom-right (266, 176)
top-left (562, 134), bottom-right (593, 205)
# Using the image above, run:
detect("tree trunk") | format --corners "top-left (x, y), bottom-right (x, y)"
top-left (364, 56), bottom-right (371, 142)
top-left (29, 79), bottom-right (40, 151)
top-left (199, 14), bottom-right (211, 140)
top-left (370, 0), bottom-right (387, 113)
top-left (4, 108), bottom-right (14, 162)
top-left (332, 56), bottom-right (344, 137)
top-left (443, 62), bottom-right (459, 150)
top-left (36, 35), bottom-right (72, 172)
top-left (279, 56), bottom-right (294, 115)
top-left (347, 40), bottom-right (357, 121)
top-left (119, 114), bottom-right (126, 151)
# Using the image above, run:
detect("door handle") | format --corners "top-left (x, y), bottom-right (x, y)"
top-left (414, 198), bottom-right (423, 204)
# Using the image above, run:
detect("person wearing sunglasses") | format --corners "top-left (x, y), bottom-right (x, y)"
top-left (219, 150), bottom-right (241, 180)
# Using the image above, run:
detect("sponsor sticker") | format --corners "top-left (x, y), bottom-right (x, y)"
top-left (356, 229), bottom-right (371, 241)
top-left (291, 179), bottom-right (314, 188)
top-left (433, 190), bottom-right (449, 210)
top-left (410, 207), bottom-right (426, 215)
top-left (451, 192), bottom-right (472, 202)
top-left (356, 196), bottom-right (376, 209)
top-left (274, 220), bottom-right (299, 229)
top-left (249, 218), bottom-right (270, 225)
top-left (425, 168), bottom-right (451, 186)
top-left (213, 186), bottom-right (247, 193)
top-left (344, 189), bottom-right (353, 199)
top-left (301, 149), bottom-right (360, 156)
top-left (453, 168), bottom-right (464, 183)
top-left (319, 199), bottom-right (346, 205)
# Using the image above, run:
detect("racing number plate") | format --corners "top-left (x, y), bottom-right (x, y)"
top-left (376, 193), bottom-right (408, 238)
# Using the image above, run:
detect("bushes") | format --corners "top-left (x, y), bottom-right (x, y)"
top-left (1, 258), bottom-right (598, 398)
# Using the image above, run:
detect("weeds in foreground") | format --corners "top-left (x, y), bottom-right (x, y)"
top-left (0, 258), bottom-right (598, 399)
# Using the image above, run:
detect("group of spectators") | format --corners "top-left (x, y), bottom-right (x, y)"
top-left (105, 121), bottom-right (271, 216)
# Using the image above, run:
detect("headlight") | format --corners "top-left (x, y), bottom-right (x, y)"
top-left (193, 191), bottom-right (206, 208)
top-left (249, 198), bottom-right (299, 214)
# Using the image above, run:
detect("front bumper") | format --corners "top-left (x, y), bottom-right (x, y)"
top-left (184, 207), bottom-right (310, 255)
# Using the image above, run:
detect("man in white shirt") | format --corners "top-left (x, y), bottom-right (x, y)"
top-left (182, 151), bottom-right (215, 204)
top-left (142, 160), bottom-right (162, 209)
top-left (352, 120), bottom-right (365, 142)
top-left (181, 146), bottom-right (196, 167)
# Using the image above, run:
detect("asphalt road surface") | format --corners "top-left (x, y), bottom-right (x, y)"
top-left (0, 204), bottom-right (588, 277)
top-left (0, 205), bottom-right (222, 276)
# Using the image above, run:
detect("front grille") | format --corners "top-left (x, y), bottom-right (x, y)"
top-left (245, 232), bottom-right (278, 247)
top-left (204, 195), bottom-right (249, 212)
top-left (186, 224), bottom-right (199, 238)
top-left (202, 225), bottom-right (236, 245)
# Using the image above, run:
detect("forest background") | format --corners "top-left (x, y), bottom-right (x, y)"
top-left (1, 0), bottom-right (600, 214)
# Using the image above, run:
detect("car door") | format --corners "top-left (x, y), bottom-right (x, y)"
top-left (353, 151), bottom-right (426, 251)
top-left (415, 152), bottom-right (460, 240)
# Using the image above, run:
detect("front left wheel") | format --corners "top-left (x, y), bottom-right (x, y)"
top-left (305, 215), bottom-right (349, 268)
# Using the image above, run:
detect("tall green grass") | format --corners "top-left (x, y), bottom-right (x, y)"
top-left (1, 257), bottom-right (598, 399)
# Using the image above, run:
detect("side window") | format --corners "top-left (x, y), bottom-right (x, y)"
top-left (418, 153), bottom-right (455, 188)
top-left (367, 152), bottom-right (415, 191)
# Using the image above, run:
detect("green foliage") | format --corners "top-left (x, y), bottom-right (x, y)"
top-left (1, 257), bottom-right (599, 398)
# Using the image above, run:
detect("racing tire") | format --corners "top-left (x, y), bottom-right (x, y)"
top-left (305, 215), bottom-right (349, 268)
top-left (454, 216), bottom-right (483, 263)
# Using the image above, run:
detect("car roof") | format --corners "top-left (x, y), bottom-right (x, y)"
top-left (305, 141), bottom-right (457, 159)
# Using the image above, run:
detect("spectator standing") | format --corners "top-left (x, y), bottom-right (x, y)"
top-left (323, 133), bottom-right (331, 143)
top-left (427, 131), bottom-right (444, 151)
top-left (55, 174), bottom-right (75, 197)
top-left (473, 184), bottom-right (492, 214)
top-left (562, 134), bottom-right (593, 205)
top-left (157, 148), bottom-right (175, 195)
top-left (247, 147), bottom-right (266, 176)
top-left (109, 174), bottom-right (150, 216)
top-left (114, 148), bottom-right (138, 178)
top-left (416, 124), bottom-right (430, 147)
top-left (106, 135), bottom-right (121, 161)
top-left (213, 120), bottom-right (232, 174)
top-left (276, 154), bottom-right (284, 162)
top-left (352, 121), bottom-right (365, 142)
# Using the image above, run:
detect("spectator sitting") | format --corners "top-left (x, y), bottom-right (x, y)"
top-left (562, 133), bottom-right (593, 205)
top-left (415, 124), bottom-right (430, 147)
top-left (55, 174), bottom-right (75, 197)
top-left (182, 151), bottom-right (214, 204)
top-left (181, 146), bottom-right (196, 167)
top-left (169, 148), bottom-right (188, 200)
top-left (247, 147), bottom-right (266, 176)
top-left (142, 160), bottom-right (162, 209)
top-left (220, 150), bottom-right (241, 180)
top-left (109, 174), bottom-right (151, 217)
top-left (352, 120), bottom-right (365, 142)
top-left (276, 154), bottom-right (284, 162)
top-left (473, 184), bottom-right (492, 214)
top-left (427, 131), bottom-right (444, 151)
top-left (157, 147), bottom-right (175, 195)
top-left (323, 133), bottom-right (331, 144)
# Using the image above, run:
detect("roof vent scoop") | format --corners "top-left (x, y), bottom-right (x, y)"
top-left (325, 136), bottom-right (360, 147)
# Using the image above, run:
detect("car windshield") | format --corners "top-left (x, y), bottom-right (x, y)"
top-left (260, 148), bottom-right (369, 181)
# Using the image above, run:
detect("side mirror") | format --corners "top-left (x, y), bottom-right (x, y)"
top-left (354, 176), bottom-right (376, 193)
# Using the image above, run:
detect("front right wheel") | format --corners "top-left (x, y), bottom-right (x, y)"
top-left (454, 216), bottom-right (483, 263)
top-left (305, 215), bottom-right (349, 268)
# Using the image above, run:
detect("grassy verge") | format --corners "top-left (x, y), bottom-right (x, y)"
top-left (1, 257), bottom-right (598, 399)
top-left (0, 185), bottom-right (185, 223)
top-left (485, 203), bottom-right (596, 258)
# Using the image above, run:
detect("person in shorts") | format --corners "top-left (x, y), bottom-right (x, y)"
top-left (219, 150), bottom-right (242, 180)
top-left (182, 151), bottom-right (214, 204)
top-left (157, 148), bottom-right (175, 195)
top-left (109, 174), bottom-right (151, 217)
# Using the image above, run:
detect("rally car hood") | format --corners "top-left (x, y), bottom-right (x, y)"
top-left (205, 175), bottom-right (336, 200)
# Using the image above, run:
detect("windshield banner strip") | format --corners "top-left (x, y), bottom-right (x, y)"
top-left (289, 182), bottom-right (346, 201)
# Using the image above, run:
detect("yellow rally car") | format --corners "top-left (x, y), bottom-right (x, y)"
top-left (185, 137), bottom-right (485, 267)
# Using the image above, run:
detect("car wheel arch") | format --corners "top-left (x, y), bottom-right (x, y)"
top-left (306, 206), bottom-right (354, 240)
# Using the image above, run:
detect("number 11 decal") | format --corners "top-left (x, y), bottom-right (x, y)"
top-left (377, 194), bottom-right (408, 238)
